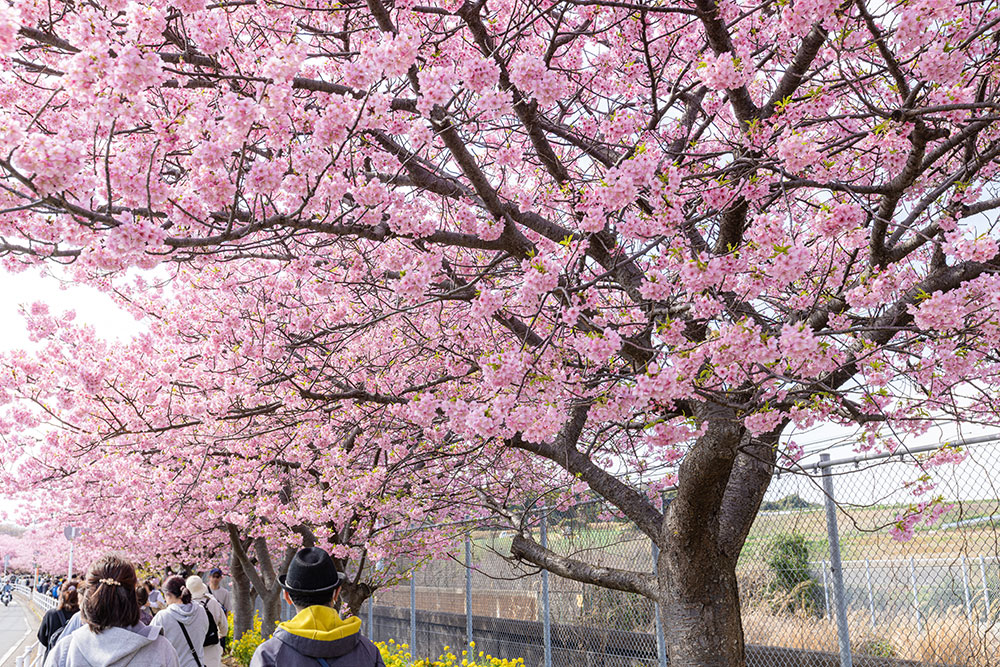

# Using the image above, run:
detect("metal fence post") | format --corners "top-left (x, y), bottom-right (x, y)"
top-left (909, 556), bottom-right (923, 633)
top-left (541, 514), bottom-right (552, 667)
top-left (820, 453), bottom-right (853, 667)
top-left (961, 554), bottom-right (971, 618)
top-left (821, 560), bottom-right (830, 619)
top-left (864, 558), bottom-right (875, 630)
top-left (652, 539), bottom-right (667, 667)
top-left (368, 594), bottom-right (374, 640)
top-left (980, 556), bottom-right (992, 620)
top-left (465, 535), bottom-right (473, 648)
top-left (410, 573), bottom-right (417, 657)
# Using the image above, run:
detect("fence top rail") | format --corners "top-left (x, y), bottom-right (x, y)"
top-left (795, 433), bottom-right (1000, 472)
top-left (796, 555), bottom-right (1000, 566)
top-left (414, 433), bottom-right (1000, 532)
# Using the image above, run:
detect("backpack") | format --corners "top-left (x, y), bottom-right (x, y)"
top-left (199, 600), bottom-right (220, 647)
top-left (42, 610), bottom-right (68, 661)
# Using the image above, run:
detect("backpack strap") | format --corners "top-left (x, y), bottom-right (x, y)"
top-left (177, 621), bottom-right (204, 667)
top-left (316, 659), bottom-right (331, 667)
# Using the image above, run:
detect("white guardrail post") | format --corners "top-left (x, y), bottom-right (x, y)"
top-left (12, 584), bottom-right (56, 666)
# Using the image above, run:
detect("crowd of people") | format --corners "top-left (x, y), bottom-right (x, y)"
top-left (26, 565), bottom-right (229, 667)
top-left (4, 547), bottom-right (383, 667)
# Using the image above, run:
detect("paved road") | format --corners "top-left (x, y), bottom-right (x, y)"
top-left (0, 596), bottom-right (39, 667)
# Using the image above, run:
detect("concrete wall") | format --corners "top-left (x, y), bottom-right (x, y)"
top-left (369, 605), bottom-right (938, 667)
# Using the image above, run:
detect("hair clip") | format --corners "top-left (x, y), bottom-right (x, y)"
top-left (99, 578), bottom-right (120, 586)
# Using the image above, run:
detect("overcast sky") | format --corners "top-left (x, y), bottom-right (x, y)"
top-left (0, 267), bottom-right (143, 521)
top-left (0, 268), bottom-right (142, 349)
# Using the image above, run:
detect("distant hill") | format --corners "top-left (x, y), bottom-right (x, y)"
top-left (760, 494), bottom-right (820, 512)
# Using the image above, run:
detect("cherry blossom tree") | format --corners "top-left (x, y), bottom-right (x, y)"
top-left (3, 0), bottom-right (1000, 665)
top-left (0, 524), bottom-right (92, 576)
top-left (0, 280), bottom-right (488, 636)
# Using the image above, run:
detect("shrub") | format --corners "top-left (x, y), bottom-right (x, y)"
top-left (579, 585), bottom-right (655, 632)
top-left (856, 637), bottom-right (898, 658)
top-left (766, 533), bottom-right (823, 614)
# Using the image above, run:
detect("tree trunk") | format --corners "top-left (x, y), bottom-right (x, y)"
top-left (230, 548), bottom-right (255, 641)
top-left (659, 545), bottom-right (745, 667)
top-left (507, 408), bottom-right (778, 667)
top-left (655, 423), bottom-right (777, 667)
top-left (227, 527), bottom-right (299, 641)
top-left (259, 587), bottom-right (283, 639)
top-left (339, 580), bottom-right (373, 618)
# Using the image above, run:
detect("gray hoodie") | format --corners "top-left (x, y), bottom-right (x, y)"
top-left (150, 604), bottom-right (209, 667)
top-left (43, 624), bottom-right (179, 667)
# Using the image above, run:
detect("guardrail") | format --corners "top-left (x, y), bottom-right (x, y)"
top-left (13, 641), bottom-right (43, 667)
top-left (13, 583), bottom-right (58, 612)
top-left (10, 587), bottom-right (46, 667)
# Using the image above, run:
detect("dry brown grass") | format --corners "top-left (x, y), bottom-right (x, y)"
top-left (742, 606), bottom-right (1000, 666)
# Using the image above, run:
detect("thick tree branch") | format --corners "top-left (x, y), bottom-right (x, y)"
top-left (507, 404), bottom-right (663, 540)
top-left (227, 523), bottom-right (269, 595)
top-left (510, 534), bottom-right (659, 599)
top-left (664, 402), bottom-right (743, 549)
top-left (717, 430), bottom-right (780, 559)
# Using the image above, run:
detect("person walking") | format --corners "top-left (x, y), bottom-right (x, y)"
top-left (43, 555), bottom-right (179, 667)
top-left (205, 570), bottom-right (230, 614)
top-left (250, 547), bottom-right (384, 667)
top-left (185, 576), bottom-right (226, 667)
top-left (38, 580), bottom-right (79, 659)
top-left (137, 587), bottom-right (154, 625)
top-left (146, 580), bottom-right (167, 615)
top-left (151, 576), bottom-right (209, 667)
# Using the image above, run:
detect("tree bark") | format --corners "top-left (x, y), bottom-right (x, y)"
top-left (659, 538), bottom-right (745, 667)
top-left (258, 587), bottom-right (283, 639)
top-left (227, 526), bottom-right (297, 639)
top-left (657, 408), bottom-right (752, 667)
top-left (229, 547), bottom-right (255, 641)
top-left (338, 580), bottom-right (372, 618)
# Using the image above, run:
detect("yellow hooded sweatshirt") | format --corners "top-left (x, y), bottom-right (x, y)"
top-left (279, 606), bottom-right (362, 642)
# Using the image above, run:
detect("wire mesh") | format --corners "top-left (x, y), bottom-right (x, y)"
top-left (741, 441), bottom-right (1000, 667)
top-left (365, 440), bottom-right (1000, 667)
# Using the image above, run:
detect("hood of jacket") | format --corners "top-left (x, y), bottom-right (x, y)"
top-left (72, 625), bottom-right (163, 667)
top-left (163, 602), bottom-right (199, 625)
top-left (274, 606), bottom-right (362, 658)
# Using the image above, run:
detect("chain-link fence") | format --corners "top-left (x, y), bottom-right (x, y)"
top-left (362, 437), bottom-right (1000, 667)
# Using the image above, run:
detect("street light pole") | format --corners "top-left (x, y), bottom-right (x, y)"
top-left (64, 526), bottom-right (81, 581)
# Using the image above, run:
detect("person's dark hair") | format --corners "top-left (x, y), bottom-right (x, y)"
top-left (287, 589), bottom-right (336, 609)
top-left (163, 575), bottom-right (192, 604)
top-left (81, 555), bottom-right (140, 633)
top-left (136, 586), bottom-right (149, 606)
top-left (58, 579), bottom-right (80, 613)
top-left (143, 579), bottom-right (156, 593)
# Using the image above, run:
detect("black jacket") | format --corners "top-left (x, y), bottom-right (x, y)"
top-left (38, 608), bottom-right (70, 647)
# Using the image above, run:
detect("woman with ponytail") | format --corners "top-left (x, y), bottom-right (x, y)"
top-left (151, 575), bottom-right (209, 667)
top-left (44, 555), bottom-right (179, 666)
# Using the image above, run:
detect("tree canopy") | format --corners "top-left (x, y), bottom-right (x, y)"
top-left (2, 0), bottom-right (1000, 664)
